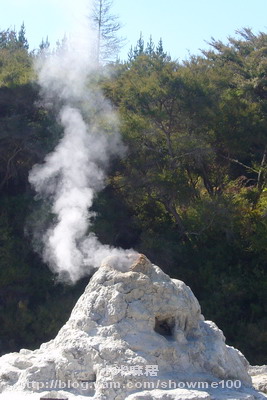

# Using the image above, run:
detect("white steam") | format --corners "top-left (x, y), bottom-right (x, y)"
top-left (29, 0), bottom-right (138, 283)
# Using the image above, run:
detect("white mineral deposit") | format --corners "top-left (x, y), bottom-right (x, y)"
top-left (0, 255), bottom-right (266, 399)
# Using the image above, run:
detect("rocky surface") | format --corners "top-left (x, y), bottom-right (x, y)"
top-left (250, 366), bottom-right (267, 394)
top-left (0, 254), bottom-right (266, 399)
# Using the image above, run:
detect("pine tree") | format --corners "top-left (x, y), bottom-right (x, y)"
top-left (18, 22), bottom-right (29, 50)
top-left (128, 35), bottom-right (166, 62)
top-left (133, 33), bottom-right (144, 58)
top-left (156, 38), bottom-right (166, 58)
top-left (127, 45), bottom-right (134, 62)
top-left (91, 0), bottom-right (124, 64)
top-left (39, 36), bottom-right (50, 52)
top-left (145, 35), bottom-right (155, 55)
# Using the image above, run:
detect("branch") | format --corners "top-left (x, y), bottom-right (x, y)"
top-left (257, 145), bottom-right (267, 190)
top-left (219, 154), bottom-right (258, 173)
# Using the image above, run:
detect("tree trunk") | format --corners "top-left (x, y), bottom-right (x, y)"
top-left (162, 199), bottom-right (190, 241)
top-left (257, 145), bottom-right (267, 192)
top-left (201, 162), bottom-right (214, 197)
top-left (96, 0), bottom-right (103, 66)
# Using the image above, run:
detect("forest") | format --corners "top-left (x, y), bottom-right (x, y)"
top-left (0, 24), bottom-right (266, 365)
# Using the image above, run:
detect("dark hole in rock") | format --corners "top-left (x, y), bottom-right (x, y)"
top-left (79, 372), bottom-right (96, 383)
top-left (154, 316), bottom-right (175, 337)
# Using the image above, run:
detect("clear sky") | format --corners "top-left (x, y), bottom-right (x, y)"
top-left (1, 0), bottom-right (267, 62)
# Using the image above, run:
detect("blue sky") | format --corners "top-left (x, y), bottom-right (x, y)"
top-left (1, 0), bottom-right (267, 61)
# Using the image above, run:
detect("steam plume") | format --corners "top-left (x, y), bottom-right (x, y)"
top-left (29, 0), bottom-right (137, 283)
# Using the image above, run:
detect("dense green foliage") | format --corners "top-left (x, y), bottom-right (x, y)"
top-left (102, 31), bottom-right (267, 364)
top-left (0, 27), bottom-right (266, 364)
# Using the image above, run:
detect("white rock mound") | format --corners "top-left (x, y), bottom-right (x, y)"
top-left (0, 255), bottom-right (265, 400)
top-left (250, 366), bottom-right (267, 394)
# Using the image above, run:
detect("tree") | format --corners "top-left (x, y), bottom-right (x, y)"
top-left (0, 28), bottom-right (18, 50)
top-left (18, 23), bottom-right (29, 50)
top-left (102, 33), bottom-right (267, 364)
top-left (91, 0), bottom-right (124, 64)
top-left (0, 24), bottom-right (29, 51)
top-left (128, 35), bottom-right (167, 62)
top-left (39, 36), bottom-right (50, 52)
top-left (104, 53), bottom-right (194, 236)
top-left (0, 28), bottom-right (32, 87)
top-left (202, 28), bottom-right (267, 203)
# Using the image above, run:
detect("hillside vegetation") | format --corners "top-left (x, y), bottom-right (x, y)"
top-left (0, 27), bottom-right (266, 364)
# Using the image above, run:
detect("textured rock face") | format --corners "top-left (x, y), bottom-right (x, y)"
top-left (0, 255), bottom-right (265, 399)
top-left (250, 366), bottom-right (267, 394)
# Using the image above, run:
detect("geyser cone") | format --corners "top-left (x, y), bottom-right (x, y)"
top-left (0, 256), bottom-right (260, 400)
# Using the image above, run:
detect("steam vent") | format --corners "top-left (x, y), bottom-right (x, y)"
top-left (0, 255), bottom-right (266, 399)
